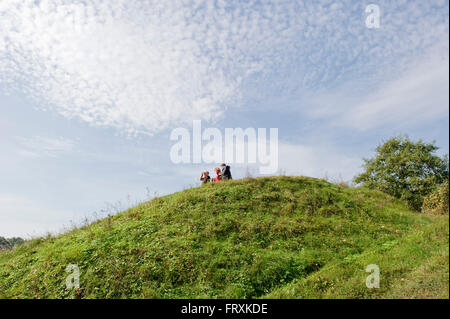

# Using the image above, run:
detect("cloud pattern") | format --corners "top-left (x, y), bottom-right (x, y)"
top-left (1, 0), bottom-right (448, 134)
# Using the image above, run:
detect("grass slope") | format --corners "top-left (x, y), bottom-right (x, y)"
top-left (0, 176), bottom-right (448, 299)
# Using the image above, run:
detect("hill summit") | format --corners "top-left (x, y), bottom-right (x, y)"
top-left (0, 176), bottom-right (448, 298)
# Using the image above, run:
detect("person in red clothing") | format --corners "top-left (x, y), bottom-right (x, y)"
top-left (214, 167), bottom-right (222, 182)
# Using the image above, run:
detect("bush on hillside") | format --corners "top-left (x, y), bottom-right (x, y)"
top-left (422, 181), bottom-right (449, 215)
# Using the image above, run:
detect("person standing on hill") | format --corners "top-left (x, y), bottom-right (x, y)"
top-left (221, 163), bottom-right (232, 181)
top-left (214, 167), bottom-right (222, 182)
top-left (200, 171), bottom-right (211, 184)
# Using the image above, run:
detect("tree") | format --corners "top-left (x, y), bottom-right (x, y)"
top-left (354, 136), bottom-right (449, 210)
top-left (0, 236), bottom-right (24, 250)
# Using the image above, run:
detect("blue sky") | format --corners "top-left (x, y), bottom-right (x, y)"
top-left (0, 0), bottom-right (448, 238)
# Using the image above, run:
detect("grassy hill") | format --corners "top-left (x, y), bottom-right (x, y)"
top-left (0, 176), bottom-right (448, 299)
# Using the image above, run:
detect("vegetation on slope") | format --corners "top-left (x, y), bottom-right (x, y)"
top-left (0, 237), bottom-right (24, 251)
top-left (0, 176), bottom-right (448, 299)
top-left (354, 135), bottom-right (449, 213)
top-left (354, 135), bottom-right (449, 211)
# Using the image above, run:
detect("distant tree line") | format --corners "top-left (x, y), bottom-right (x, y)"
top-left (0, 236), bottom-right (24, 250)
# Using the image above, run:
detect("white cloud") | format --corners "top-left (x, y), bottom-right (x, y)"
top-left (1, 1), bottom-right (447, 135)
top-left (0, 0), bottom-right (296, 135)
top-left (304, 47), bottom-right (449, 131)
top-left (342, 54), bottom-right (449, 130)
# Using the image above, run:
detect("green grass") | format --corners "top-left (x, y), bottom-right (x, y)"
top-left (0, 176), bottom-right (448, 299)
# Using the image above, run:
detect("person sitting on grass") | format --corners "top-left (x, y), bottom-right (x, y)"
top-left (200, 171), bottom-right (210, 184)
top-left (220, 163), bottom-right (232, 180)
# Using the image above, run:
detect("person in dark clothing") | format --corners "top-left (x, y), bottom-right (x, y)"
top-left (220, 163), bottom-right (232, 180)
top-left (200, 171), bottom-right (211, 184)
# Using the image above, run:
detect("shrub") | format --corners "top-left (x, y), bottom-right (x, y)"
top-left (422, 182), bottom-right (449, 215)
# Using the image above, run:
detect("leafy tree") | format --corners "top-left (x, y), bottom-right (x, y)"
top-left (354, 136), bottom-right (449, 210)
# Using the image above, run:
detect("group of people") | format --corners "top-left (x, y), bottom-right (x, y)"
top-left (200, 163), bottom-right (232, 184)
